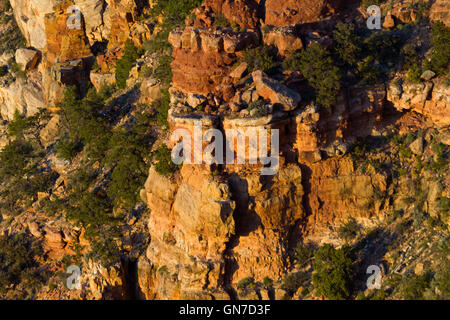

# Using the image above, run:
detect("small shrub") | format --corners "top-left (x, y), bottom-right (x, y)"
top-left (247, 100), bottom-right (268, 117)
top-left (408, 1), bottom-right (431, 22)
top-left (293, 244), bottom-right (314, 268)
top-left (281, 272), bottom-right (307, 296)
top-left (0, 139), bottom-right (34, 179)
top-left (56, 138), bottom-right (81, 160)
top-left (56, 87), bottom-right (110, 160)
top-left (155, 89), bottom-right (171, 129)
top-left (437, 197), bottom-right (450, 214)
top-left (428, 263), bottom-right (450, 299)
top-left (364, 31), bottom-right (402, 66)
top-left (283, 43), bottom-right (341, 107)
top-left (333, 22), bottom-right (362, 67)
top-left (0, 65), bottom-right (7, 77)
top-left (104, 120), bottom-right (152, 210)
top-left (312, 244), bottom-right (354, 300)
top-left (88, 234), bottom-right (121, 266)
top-left (430, 21), bottom-right (450, 75)
top-left (214, 13), bottom-right (230, 28)
top-left (115, 39), bottom-right (142, 89)
top-left (154, 144), bottom-right (179, 176)
top-left (237, 277), bottom-right (255, 290)
top-left (401, 44), bottom-right (420, 69)
top-left (139, 65), bottom-right (153, 78)
top-left (337, 218), bottom-right (360, 242)
top-left (356, 56), bottom-right (383, 84)
top-left (98, 84), bottom-right (117, 101)
top-left (7, 110), bottom-right (30, 138)
top-left (400, 272), bottom-right (432, 300)
top-left (108, 153), bottom-right (150, 209)
top-left (153, 54), bottom-right (173, 85)
top-left (263, 277), bottom-right (273, 287)
top-left (162, 232), bottom-right (177, 245)
top-left (241, 45), bottom-right (278, 75)
top-left (158, 266), bottom-right (169, 275)
top-left (66, 192), bottom-right (116, 234)
top-left (9, 58), bottom-right (26, 79)
top-left (0, 233), bottom-right (47, 299)
top-left (406, 63), bottom-right (422, 83)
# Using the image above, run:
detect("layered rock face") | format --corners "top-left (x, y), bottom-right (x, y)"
top-left (9, 0), bottom-right (58, 50)
top-left (0, 71), bottom-right (44, 120)
top-left (388, 78), bottom-right (450, 126)
top-left (304, 157), bottom-right (388, 242)
top-left (264, 0), bottom-right (344, 27)
top-left (140, 161), bottom-right (306, 299)
top-left (140, 72), bottom-right (390, 300)
top-left (203, 0), bottom-right (260, 29)
top-left (10, 0), bottom-right (143, 51)
top-left (430, 0), bottom-right (450, 26)
top-left (140, 166), bottom-right (235, 299)
top-left (137, 1), bottom-right (449, 299)
top-left (169, 26), bottom-right (259, 96)
top-left (7, 0), bottom-right (151, 107)
top-left (1, 0), bottom-right (449, 301)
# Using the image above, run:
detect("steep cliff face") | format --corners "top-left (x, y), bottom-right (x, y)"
top-left (141, 162), bottom-right (305, 299)
top-left (140, 166), bottom-right (235, 299)
top-left (8, 0), bottom-right (151, 106)
top-left (136, 0), bottom-right (449, 300)
top-left (10, 0), bottom-right (141, 51)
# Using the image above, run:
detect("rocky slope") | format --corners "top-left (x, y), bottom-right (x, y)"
top-left (0, 0), bottom-right (448, 300)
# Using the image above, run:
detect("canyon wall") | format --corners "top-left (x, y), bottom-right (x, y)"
top-left (0, 0), bottom-right (449, 300)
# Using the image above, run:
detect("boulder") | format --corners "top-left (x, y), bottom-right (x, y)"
top-left (263, 26), bottom-right (303, 56)
top-left (430, 0), bottom-right (450, 27)
top-left (414, 263), bottom-right (424, 276)
top-left (229, 62), bottom-right (248, 79)
top-left (40, 115), bottom-right (61, 148)
top-left (439, 130), bottom-right (450, 145)
top-left (139, 78), bottom-right (163, 104)
top-left (46, 58), bottom-right (91, 106)
top-left (187, 93), bottom-right (207, 108)
top-left (28, 221), bottom-right (44, 238)
top-left (421, 70), bottom-right (436, 81)
top-left (0, 76), bottom-right (45, 120)
top-left (75, 0), bottom-right (107, 45)
top-left (252, 70), bottom-right (301, 111)
top-left (90, 72), bottom-right (116, 91)
top-left (409, 137), bottom-right (424, 155)
top-left (15, 48), bottom-right (40, 71)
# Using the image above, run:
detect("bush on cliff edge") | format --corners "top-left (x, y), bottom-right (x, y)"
top-left (115, 39), bottom-right (142, 89)
top-left (312, 244), bottom-right (354, 300)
